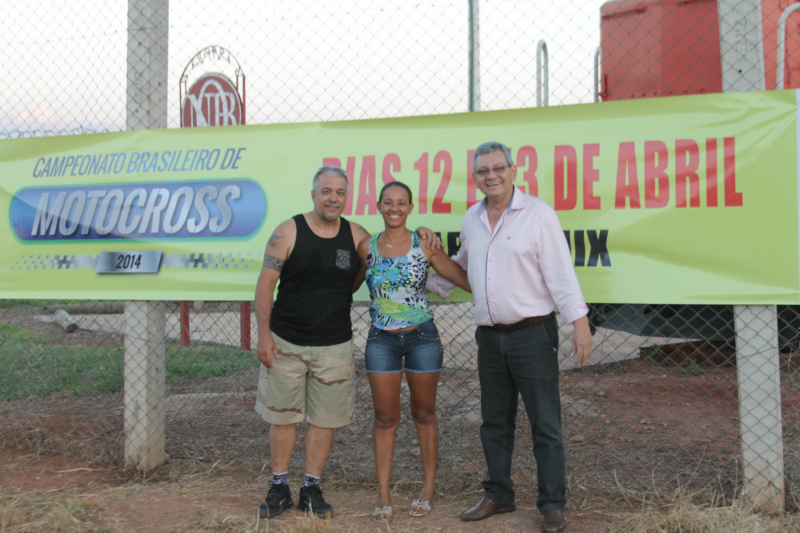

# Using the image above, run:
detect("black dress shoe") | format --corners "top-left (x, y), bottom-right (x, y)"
top-left (460, 496), bottom-right (516, 522)
top-left (542, 508), bottom-right (566, 533)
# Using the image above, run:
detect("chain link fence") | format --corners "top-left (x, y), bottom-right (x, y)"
top-left (2, 0), bottom-right (800, 510)
top-left (2, 300), bottom-right (798, 505)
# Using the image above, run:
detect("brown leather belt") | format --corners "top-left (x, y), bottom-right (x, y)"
top-left (488, 313), bottom-right (553, 333)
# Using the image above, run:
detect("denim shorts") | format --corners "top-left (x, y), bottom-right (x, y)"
top-left (364, 319), bottom-right (444, 373)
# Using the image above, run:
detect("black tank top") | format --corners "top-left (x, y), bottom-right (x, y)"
top-left (270, 214), bottom-right (361, 346)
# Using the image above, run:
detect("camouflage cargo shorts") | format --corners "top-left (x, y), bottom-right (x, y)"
top-left (255, 332), bottom-right (356, 428)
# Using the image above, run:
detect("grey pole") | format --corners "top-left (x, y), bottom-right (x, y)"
top-left (469, 0), bottom-right (480, 112)
top-left (718, 0), bottom-right (783, 512)
top-left (777, 4), bottom-right (800, 89)
top-left (593, 47), bottom-right (601, 103)
top-left (536, 40), bottom-right (549, 107)
top-left (124, 0), bottom-right (169, 472)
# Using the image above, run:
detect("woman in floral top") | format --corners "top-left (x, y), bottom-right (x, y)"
top-left (357, 181), bottom-right (470, 522)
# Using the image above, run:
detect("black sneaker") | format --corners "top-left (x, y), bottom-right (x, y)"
top-left (259, 483), bottom-right (293, 518)
top-left (298, 484), bottom-right (333, 518)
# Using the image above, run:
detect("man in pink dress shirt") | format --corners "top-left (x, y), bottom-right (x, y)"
top-left (428, 141), bottom-right (592, 533)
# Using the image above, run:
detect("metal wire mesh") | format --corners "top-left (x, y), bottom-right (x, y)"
top-left (2, 0), bottom-right (799, 509)
top-left (1, 299), bottom-right (798, 502)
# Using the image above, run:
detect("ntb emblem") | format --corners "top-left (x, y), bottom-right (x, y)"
top-left (181, 73), bottom-right (243, 127)
top-left (179, 46), bottom-right (246, 128)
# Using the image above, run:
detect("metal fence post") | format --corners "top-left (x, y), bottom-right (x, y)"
top-left (734, 304), bottom-right (785, 512)
top-left (536, 40), bottom-right (549, 107)
top-left (125, 0), bottom-right (169, 470)
top-left (777, 4), bottom-right (800, 90)
top-left (468, 0), bottom-right (480, 112)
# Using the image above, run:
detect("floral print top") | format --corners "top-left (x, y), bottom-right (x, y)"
top-left (365, 231), bottom-right (433, 330)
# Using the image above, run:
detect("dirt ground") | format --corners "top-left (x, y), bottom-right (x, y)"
top-left (4, 353), bottom-right (794, 533)
top-left (0, 448), bottom-right (611, 533)
top-left (1, 354), bottom-right (768, 496)
top-left (3, 304), bottom-right (800, 531)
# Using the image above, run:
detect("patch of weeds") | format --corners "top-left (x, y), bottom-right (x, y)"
top-left (0, 321), bottom-right (47, 343)
top-left (642, 344), bottom-right (666, 362)
top-left (165, 346), bottom-right (256, 381)
top-left (0, 299), bottom-right (102, 309)
top-left (678, 360), bottom-right (704, 377)
top-left (0, 341), bottom-right (123, 400)
top-left (564, 360), bottom-right (627, 375)
top-left (0, 322), bottom-right (256, 400)
top-left (0, 299), bottom-right (43, 309)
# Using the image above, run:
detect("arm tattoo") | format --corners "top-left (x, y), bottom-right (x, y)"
top-left (267, 232), bottom-right (285, 248)
top-left (263, 254), bottom-right (285, 273)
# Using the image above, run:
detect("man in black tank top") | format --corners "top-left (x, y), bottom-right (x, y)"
top-left (253, 166), bottom-right (369, 518)
top-left (253, 166), bottom-right (442, 519)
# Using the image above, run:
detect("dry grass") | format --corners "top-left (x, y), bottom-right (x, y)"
top-left (188, 513), bottom-right (377, 533)
top-left (0, 487), bottom-right (371, 533)
top-left (2, 455), bottom-right (800, 533)
top-left (608, 482), bottom-right (800, 533)
top-left (614, 498), bottom-right (798, 533)
top-left (0, 492), bottom-right (114, 533)
top-left (4, 484), bottom-right (800, 533)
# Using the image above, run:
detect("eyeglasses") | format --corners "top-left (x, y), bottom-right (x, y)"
top-left (475, 164), bottom-right (511, 178)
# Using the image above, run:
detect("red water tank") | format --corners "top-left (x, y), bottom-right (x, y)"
top-left (600, 0), bottom-right (799, 100)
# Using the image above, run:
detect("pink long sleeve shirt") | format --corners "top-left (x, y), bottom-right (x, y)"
top-left (428, 187), bottom-right (588, 326)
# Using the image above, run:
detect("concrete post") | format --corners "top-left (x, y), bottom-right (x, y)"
top-left (127, 0), bottom-right (169, 131)
top-left (718, 0), bottom-right (784, 510)
top-left (734, 305), bottom-right (784, 513)
top-left (124, 0), bottom-right (169, 471)
top-left (124, 300), bottom-right (167, 470)
top-left (717, 0), bottom-right (766, 92)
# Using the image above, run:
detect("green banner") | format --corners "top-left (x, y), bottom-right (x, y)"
top-left (1, 90), bottom-right (797, 303)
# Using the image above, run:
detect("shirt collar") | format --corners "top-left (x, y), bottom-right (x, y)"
top-left (478, 186), bottom-right (525, 216)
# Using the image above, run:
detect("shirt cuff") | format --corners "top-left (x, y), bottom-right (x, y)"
top-left (426, 272), bottom-right (456, 299)
top-left (560, 303), bottom-right (589, 325)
